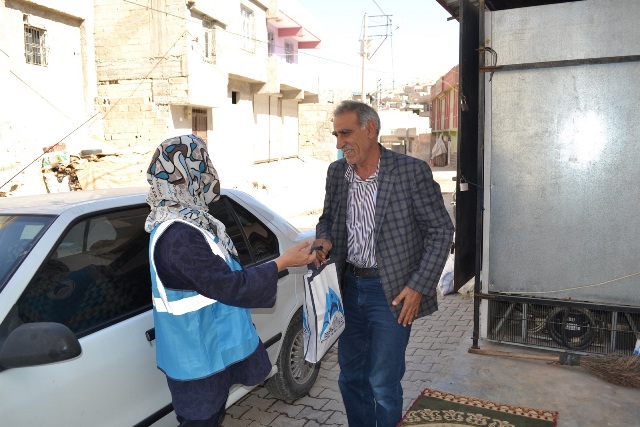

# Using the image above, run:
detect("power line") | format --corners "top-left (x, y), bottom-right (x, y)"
top-left (371, 0), bottom-right (385, 14)
top-left (2, 0), bottom-right (390, 190)
top-left (123, 0), bottom-right (358, 71)
top-left (0, 30), bottom-right (188, 191)
top-left (124, 0), bottom-right (393, 80)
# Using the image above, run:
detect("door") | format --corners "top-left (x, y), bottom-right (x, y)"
top-left (192, 108), bottom-right (208, 143)
top-left (208, 195), bottom-right (299, 362)
top-left (454, 0), bottom-right (480, 292)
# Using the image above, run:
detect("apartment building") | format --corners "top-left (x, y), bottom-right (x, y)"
top-left (429, 65), bottom-right (459, 167)
top-left (93, 0), bottom-right (321, 185)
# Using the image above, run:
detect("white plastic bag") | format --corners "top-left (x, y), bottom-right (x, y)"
top-left (302, 259), bottom-right (345, 363)
top-left (437, 253), bottom-right (455, 296)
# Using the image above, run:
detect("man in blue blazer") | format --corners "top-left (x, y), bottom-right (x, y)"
top-left (313, 100), bottom-right (454, 427)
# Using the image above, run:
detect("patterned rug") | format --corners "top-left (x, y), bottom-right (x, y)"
top-left (398, 388), bottom-right (558, 427)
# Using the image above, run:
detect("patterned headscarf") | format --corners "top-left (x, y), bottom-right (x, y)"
top-left (144, 134), bottom-right (237, 256)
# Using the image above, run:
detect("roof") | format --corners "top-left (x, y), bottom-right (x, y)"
top-left (434, 0), bottom-right (580, 20)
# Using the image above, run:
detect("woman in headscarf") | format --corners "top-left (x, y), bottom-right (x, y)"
top-left (145, 134), bottom-right (315, 426)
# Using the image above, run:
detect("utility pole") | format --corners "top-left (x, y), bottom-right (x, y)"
top-left (360, 12), bottom-right (393, 105)
top-left (360, 13), bottom-right (367, 103)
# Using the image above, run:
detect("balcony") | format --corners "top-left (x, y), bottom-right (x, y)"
top-left (266, 0), bottom-right (322, 50)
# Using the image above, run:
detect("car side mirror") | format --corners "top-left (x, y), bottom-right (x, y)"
top-left (0, 322), bottom-right (81, 370)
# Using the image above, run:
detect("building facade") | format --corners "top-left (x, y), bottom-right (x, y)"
top-left (429, 65), bottom-right (459, 167)
top-left (1, 0), bottom-right (321, 195)
top-left (0, 0), bottom-right (100, 195)
top-left (94, 0), bottom-right (321, 186)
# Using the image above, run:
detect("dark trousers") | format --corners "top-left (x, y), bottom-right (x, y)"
top-left (176, 406), bottom-right (225, 427)
top-left (338, 269), bottom-right (412, 427)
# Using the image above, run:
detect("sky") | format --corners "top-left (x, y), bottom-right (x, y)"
top-left (296, 0), bottom-right (460, 94)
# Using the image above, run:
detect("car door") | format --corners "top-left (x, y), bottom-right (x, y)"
top-left (0, 206), bottom-right (173, 427)
top-left (208, 196), bottom-right (299, 363)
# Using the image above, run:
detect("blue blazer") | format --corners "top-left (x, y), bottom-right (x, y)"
top-left (316, 145), bottom-right (454, 319)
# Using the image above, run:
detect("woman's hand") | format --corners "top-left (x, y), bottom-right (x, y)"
top-left (274, 241), bottom-right (317, 271)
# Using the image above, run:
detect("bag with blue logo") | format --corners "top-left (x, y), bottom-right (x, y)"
top-left (302, 258), bottom-right (345, 363)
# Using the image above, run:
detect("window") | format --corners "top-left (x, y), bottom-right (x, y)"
top-left (24, 25), bottom-right (47, 66)
top-left (209, 196), bottom-right (279, 266)
top-left (203, 19), bottom-right (216, 63)
top-left (16, 208), bottom-right (151, 337)
top-left (267, 30), bottom-right (275, 56)
top-left (240, 6), bottom-right (255, 53)
top-left (284, 41), bottom-right (294, 64)
top-left (231, 91), bottom-right (239, 104)
top-left (8, 198), bottom-right (278, 339)
top-left (0, 215), bottom-right (53, 288)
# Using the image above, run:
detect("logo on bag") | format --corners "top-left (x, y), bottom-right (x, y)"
top-left (319, 288), bottom-right (345, 343)
top-left (302, 311), bottom-right (311, 349)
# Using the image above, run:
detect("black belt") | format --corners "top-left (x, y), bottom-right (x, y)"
top-left (346, 262), bottom-right (379, 278)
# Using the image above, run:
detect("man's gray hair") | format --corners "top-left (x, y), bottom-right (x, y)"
top-left (334, 100), bottom-right (381, 138)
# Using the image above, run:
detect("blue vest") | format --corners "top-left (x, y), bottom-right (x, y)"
top-left (149, 219), bottom-right (259, 380)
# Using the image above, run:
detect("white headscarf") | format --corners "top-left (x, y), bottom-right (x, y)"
top-left (144, 134), bottom-right (237, 256)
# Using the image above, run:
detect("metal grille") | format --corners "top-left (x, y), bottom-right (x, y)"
top-left (488, 299), bottom-right (640, 355)
top-left (284, 41), bottom-right (294, 64)
top-left (203, 20), bottom-right (216, 64)
top-left (24, 25), bottom-right (47, 66)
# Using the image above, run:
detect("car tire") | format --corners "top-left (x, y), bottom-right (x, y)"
top-left (265, 309), bottom-right (320, 401)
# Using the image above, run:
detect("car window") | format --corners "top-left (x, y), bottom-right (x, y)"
top-left (0, 215), bottom-right (54, 289)
top-left (14, 207), bottom-right (151, 337)
top-left (209, 196), bottom-right (279, 266)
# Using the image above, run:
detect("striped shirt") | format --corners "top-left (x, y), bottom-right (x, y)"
top-left (345, 163), bottom-right (378, 268)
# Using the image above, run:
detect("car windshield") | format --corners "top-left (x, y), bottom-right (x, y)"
top-left (0, 215), bottom-right (54, 289)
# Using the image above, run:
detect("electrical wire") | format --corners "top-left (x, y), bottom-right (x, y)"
top-left (2, 0), bottom-right (392, 190)
top-left (0, 29), bottom-right (188, 191)
top-left (0, 114), bottom-right (100, 191)
top-left (484, 46), bottom-right (497, 81)
top-left (506, 270), bottom-right (640, 295)
top-left (123, 0), bottom-right (381, 76)
top-left (8, 70), bottom-right (71, 120)
top-left (371, 0), bottom-right (386, 14)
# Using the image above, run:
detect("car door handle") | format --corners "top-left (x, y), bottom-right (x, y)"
top-left (278, 269), bottom-right (289, 280)
top-left (145, 328), bottom-right (155, 342)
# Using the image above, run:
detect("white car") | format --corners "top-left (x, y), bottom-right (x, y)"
top-left (0, 187), bottom-right (319, 426)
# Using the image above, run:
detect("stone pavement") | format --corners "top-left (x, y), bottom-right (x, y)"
top-left (223, 293), bottom-right (474, 427)
top-left (223, 158), bottom-right (640, 426)
top-left (221, 158), bottom-right (474, 426)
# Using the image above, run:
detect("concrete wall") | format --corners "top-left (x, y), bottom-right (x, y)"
top-left (210, 79), bottom-right (256, 188)
top-left (1, 0), bottom-right (99, 195)
top-left (299, 102), bottom-right (435, 164)
top-left (298, 103), bottom-right (337, 163)
top-left (93, 0), bottom-right (311, 161)
top-left (93, 0), bottom-right (184, 149)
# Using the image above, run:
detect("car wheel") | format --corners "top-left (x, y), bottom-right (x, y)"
top-left (266, 309), bottom-right (320, 401)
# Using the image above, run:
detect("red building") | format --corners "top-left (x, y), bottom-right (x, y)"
top-left (429, 65), bottom-right (459, 167)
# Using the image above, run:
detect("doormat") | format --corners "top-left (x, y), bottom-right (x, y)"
top-left (397, 388), bottom-right (558, 427)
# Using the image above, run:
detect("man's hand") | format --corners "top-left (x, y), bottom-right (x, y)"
top-left (312, 238), bottom-right (332, 267)
top-left (392, 286), bottom-right (423, 327)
